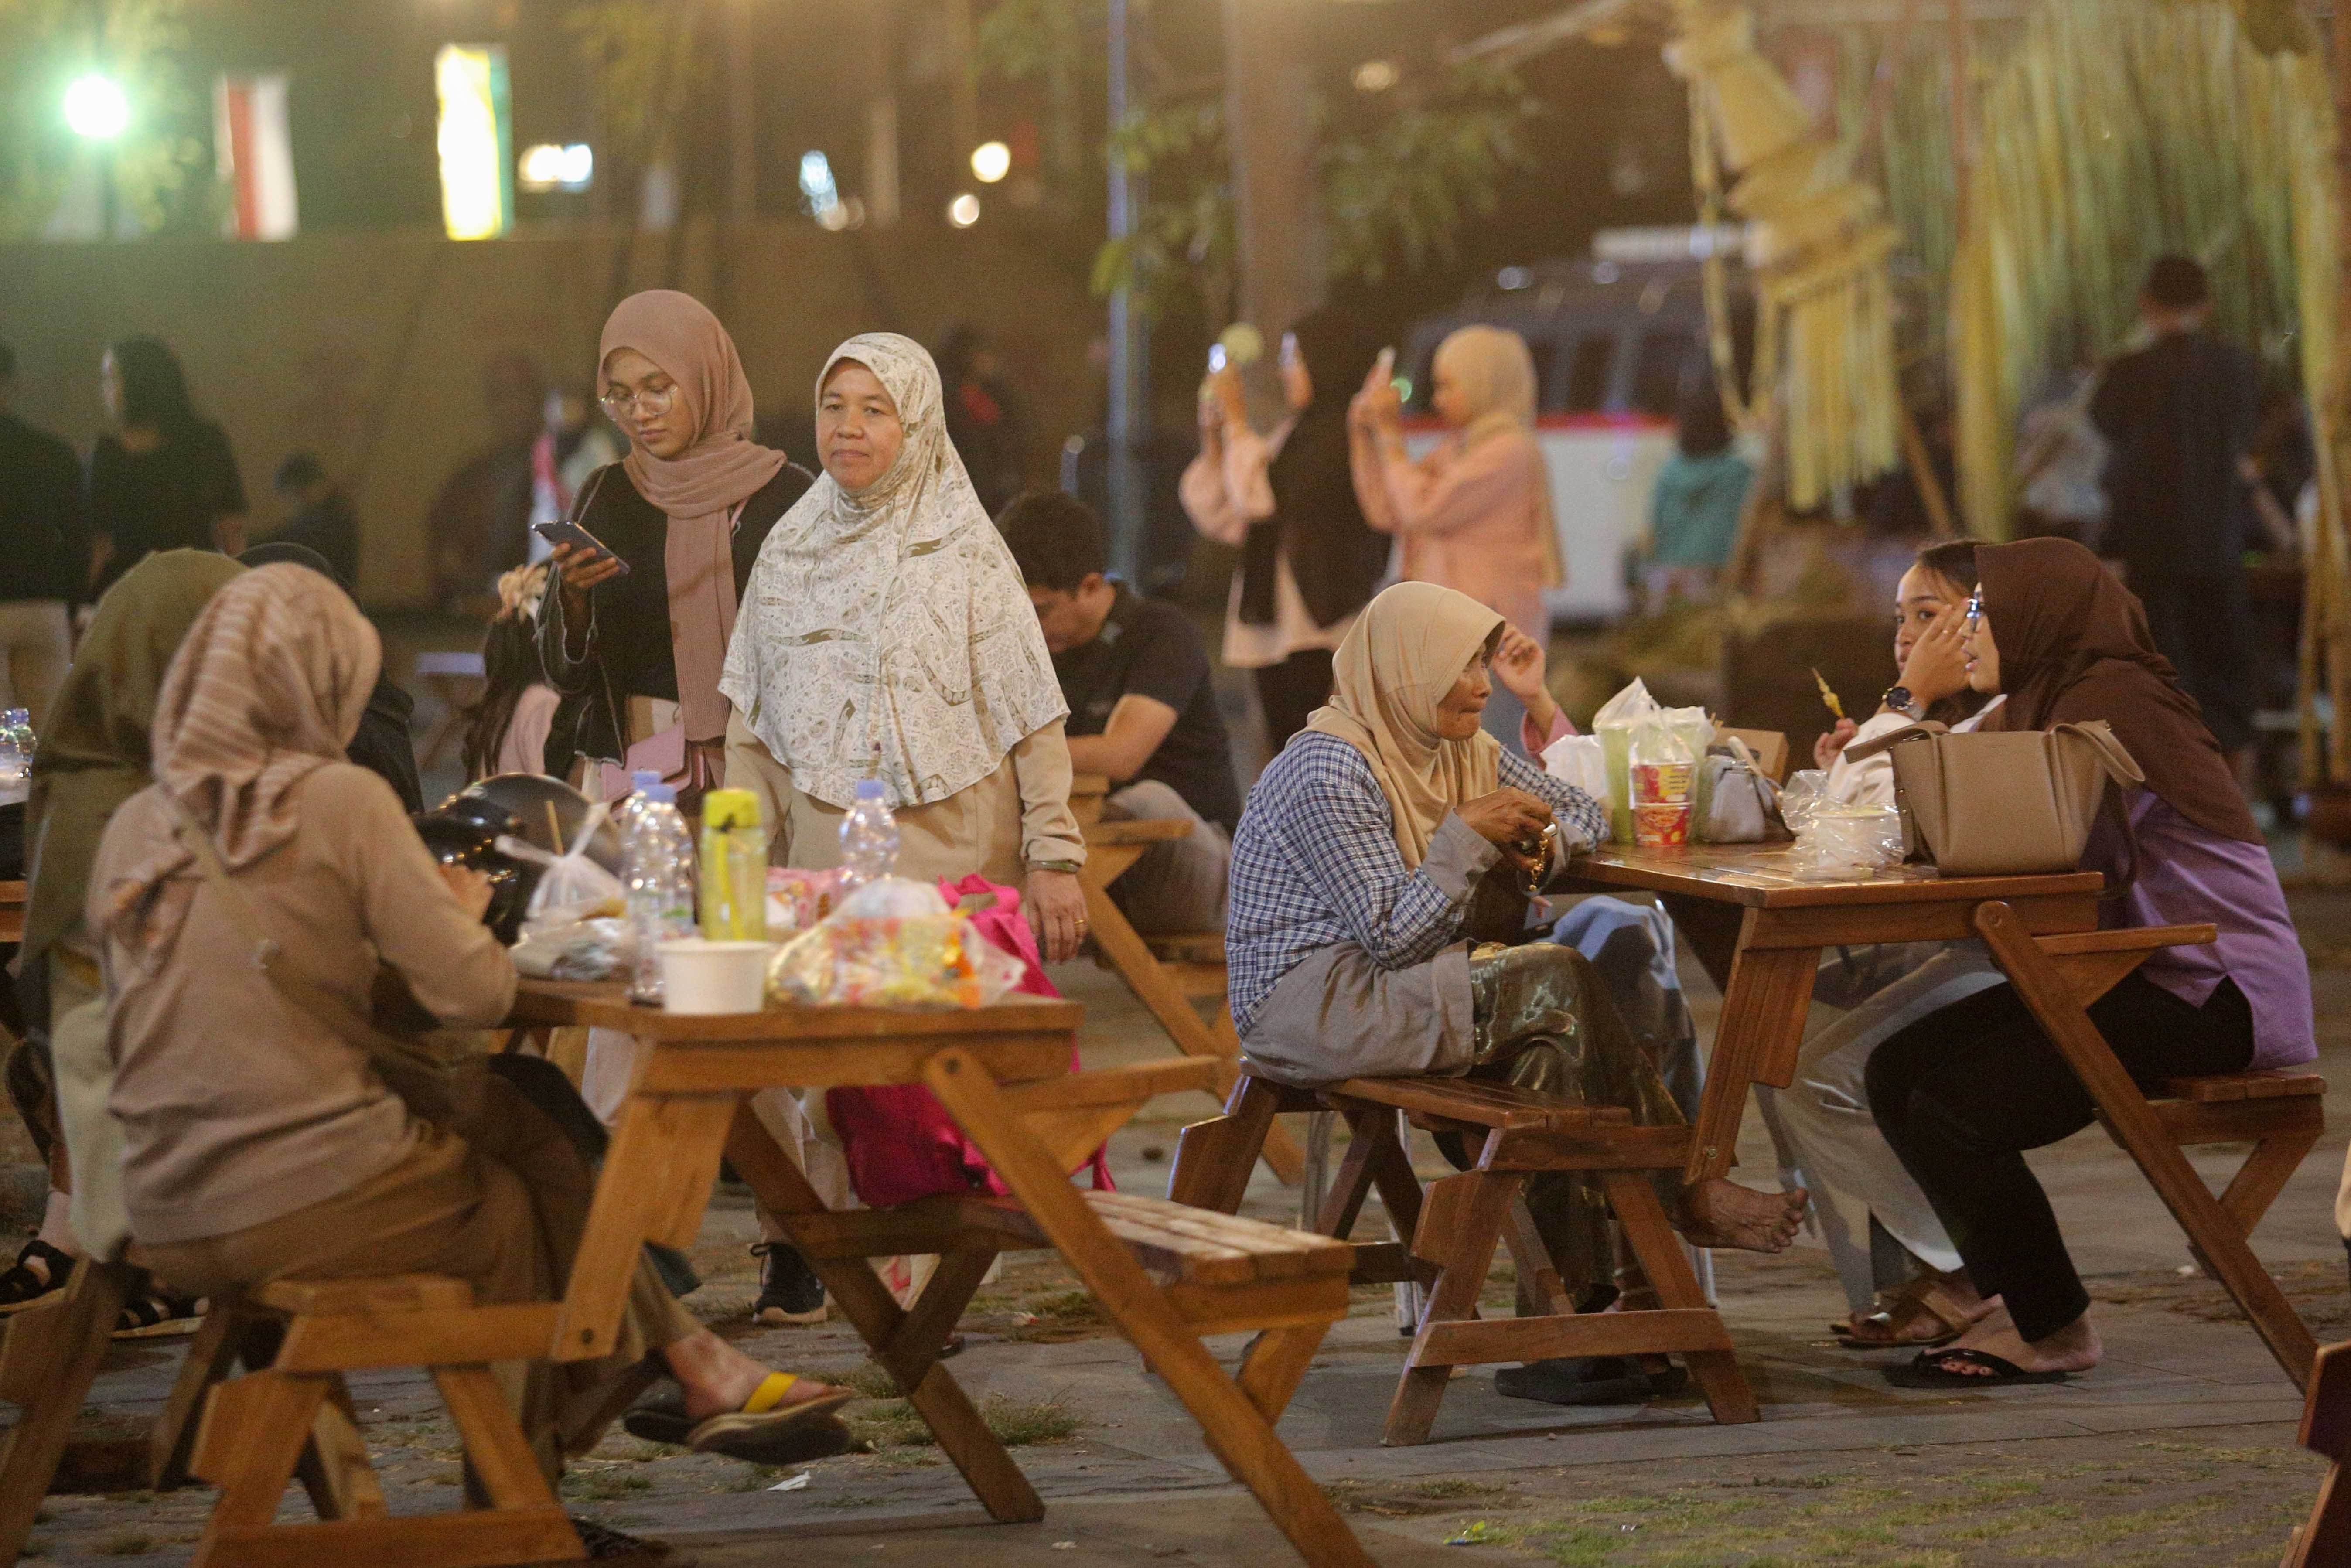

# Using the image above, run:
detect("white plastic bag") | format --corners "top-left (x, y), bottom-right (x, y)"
top-left (1592, 679), bottom-right (1714, 842)
top-left (497, 802), bottom-right (625, 935)
top-left (766, 876), bottom-right (1028, 1008)
top-left (1539, 732), bottom-right (1611, 814)
top-left (509, 917), bottom-right (637, 981)
top-left (1789, 803), bottom-right (1906, 881)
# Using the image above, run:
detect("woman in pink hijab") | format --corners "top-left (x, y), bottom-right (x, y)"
top-left (539, 290), bottom-right (814, 806)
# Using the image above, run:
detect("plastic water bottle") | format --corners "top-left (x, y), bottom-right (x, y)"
top-left (837, 777), bottom-right (901, 894)
top-left (612, 769), bottom-right (661, 839)
top-left (623, 781), bottom-right (696, 1003)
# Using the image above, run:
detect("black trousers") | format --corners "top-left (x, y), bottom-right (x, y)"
top-left (1864, 972), bottom-right (2252, 1341)
top-left (1253, 648), bottom-right (1336, 752)
top-left (2131, 569), bottom-right (2255, 753)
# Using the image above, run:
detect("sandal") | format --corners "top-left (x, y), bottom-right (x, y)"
top-left (627, 1374), bottom-right (857, 1462)
top-left (113, 1291), bottom-right (206, 1340)
top-left (0, 1240), bottom-right (73, 1314)
top-left (1832, 1275), bottom-right (1985, 1350)
top-left (1884, 1347), bottom-right (2072, 1388)
top-left (1496, 1356), bottom-right (1690, 1406)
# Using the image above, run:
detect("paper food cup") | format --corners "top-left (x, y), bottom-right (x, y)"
top-left (1633, 802), bottom-right (1692, 849)
top-left (658, 938), bottom-right (773, 1015)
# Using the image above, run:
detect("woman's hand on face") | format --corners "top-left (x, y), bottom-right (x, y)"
top-left (1458, 788), bottom-right (1556, 866)
top-left (1812, 717), bottom-right (1858, 772)
top-left (1898, 608), bottom-right (1969, 707)
top-left (438, 863), bottom-right (495, 923)
top-left (1024, 869), bottom-right (1088, 965)
top-left (1491, 626), bottom-right (1559, 732)
top-left (548, 541), bottom-right (624, 614)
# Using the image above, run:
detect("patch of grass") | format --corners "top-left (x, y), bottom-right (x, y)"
top-left (91, 1531), bottom-right (154, 1557)
top-left (1024, 1289), bottom-right (1099, 1321)
top-left (814, 1493), bottom-right (887, 1510)
top-left (847, 1392), bottom-right (1078, 1450)
top-left (843, 1362), bottom-right (903, 1400)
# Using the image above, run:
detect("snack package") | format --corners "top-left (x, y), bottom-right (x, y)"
top-left (1628, 719), bottom-right (1696, 849)
top-left (766, 876), bottom-right (1027, 1008)
top-left (496, 802), bottom-right (624, 933)
top-left (766, 866), bottom-right (845, 935)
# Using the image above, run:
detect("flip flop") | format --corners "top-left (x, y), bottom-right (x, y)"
top-left (625, 1374), bottom-right (856, 1450)
top-left (685, 1373), bottom-right (859, 1463)
top-left (1884, 1347), bottom-right (2071, 1388)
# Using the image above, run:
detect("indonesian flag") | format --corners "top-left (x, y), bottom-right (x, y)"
top-left (214, 75), bottom-right (298, 240)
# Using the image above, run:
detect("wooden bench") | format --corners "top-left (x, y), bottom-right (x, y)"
top-left (1169, 1071), bottom-right (1756, 1445)
top-left (0, 880), bottom-right (24, 946)
top-left (1979, 912), bottom-right (2326, 1388)
top-left (0, 1263), bottom-right (580, 1568)
top-left (2282, 1339), bottom-right (2351, 1566)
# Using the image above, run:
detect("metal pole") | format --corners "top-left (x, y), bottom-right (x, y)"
top-left (1104, 0), bottom-right (1146, 585)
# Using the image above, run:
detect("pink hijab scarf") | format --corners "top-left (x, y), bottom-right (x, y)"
top-left (599, 290), bottom-right (786, 744)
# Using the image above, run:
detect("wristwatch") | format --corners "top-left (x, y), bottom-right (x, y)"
top-left (1880, 685), bottom-right (1925, 721)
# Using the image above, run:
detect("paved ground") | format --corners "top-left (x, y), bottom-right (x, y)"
top-left (10, 890), bottom-right (2348, 1566)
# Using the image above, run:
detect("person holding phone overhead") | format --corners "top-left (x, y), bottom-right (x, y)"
top-left (537, 290), bottom-right (813, 808)
top-left (1349, 324), bottom-right (1563, 743)
top-left (1179, 309), bottom-right (1393, 749)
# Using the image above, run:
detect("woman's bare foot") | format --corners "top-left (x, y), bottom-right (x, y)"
top-left (1922, 1306), bottom-right (2101, 1376)
top-left (1678, 1179), bottom-right (1808, 1253)
top-left (664, 1328), bottom-right (854, 1422)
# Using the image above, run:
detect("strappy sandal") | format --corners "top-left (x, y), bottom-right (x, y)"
top-left (0, 1240), bottom-right (73, 1314)
top-left (113, 1291), bottom-right (206, 1340)
top-left (1832, 1275), bottom-right (1984, 1350)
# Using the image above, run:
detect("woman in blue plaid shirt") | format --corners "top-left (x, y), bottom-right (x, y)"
top-left (1227, 583), bottom-right (1808, 1309)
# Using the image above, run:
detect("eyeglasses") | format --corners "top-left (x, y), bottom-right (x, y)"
top-left (600, 382), bottom-right (677, 421)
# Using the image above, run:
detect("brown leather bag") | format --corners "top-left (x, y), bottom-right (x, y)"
top-left (1842, 720), bottom-right (2144, 876)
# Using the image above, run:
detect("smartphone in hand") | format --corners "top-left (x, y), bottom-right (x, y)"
top-left (531, 519), bottom-right (631, 575)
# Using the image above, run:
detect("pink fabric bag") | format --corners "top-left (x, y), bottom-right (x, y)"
top-left (823, 876), bottom-right (1112, 1208)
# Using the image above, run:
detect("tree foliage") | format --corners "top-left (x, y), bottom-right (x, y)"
top-left (0, 0), bottom-right (211, 240)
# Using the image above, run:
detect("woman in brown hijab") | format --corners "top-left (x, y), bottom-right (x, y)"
top-left (539, 290), bottom-right (814, 805)
top-left (1868, 538), bottom-right (2310, 1387)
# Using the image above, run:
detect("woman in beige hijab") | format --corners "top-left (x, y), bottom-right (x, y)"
top-left (1350, 325), bottom-right (1562, 740)
top-left (92, 566), bottom-right (859, 1495)
top-left (1225, 583), bottom-right (1806, 1357)
top-left (539, 290), bottom-right (814, 805)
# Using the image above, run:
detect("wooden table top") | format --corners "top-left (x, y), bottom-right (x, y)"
top-left (510, 979), bottom-right (1082, 1040)
top-left (1564, 842), bottom-right (2105, 909)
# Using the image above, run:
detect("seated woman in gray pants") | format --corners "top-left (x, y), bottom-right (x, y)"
top-left (1225, 582), bottom-right (1809, 1334)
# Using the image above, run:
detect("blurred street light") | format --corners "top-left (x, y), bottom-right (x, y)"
top-left (970, 140), bottom-right (1011, 184)
top-left (1351, 60), bottom-right (1399, 93)
top-left (518, 142), bottom-right (593, 192)
top-left (64, 73), bottom-right (131, 140)
top-left (946, 191), bottom-right (981, 228)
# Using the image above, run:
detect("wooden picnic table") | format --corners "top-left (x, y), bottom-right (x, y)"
top-left (506, 982), bottom-right (1372, 1566)
top-left (0, 880), bottom-right (24, 946)
top-left (1558, 840), bottom-right (2323, 1389)
top-left (1559, 842), bottom-right (2104, 1185)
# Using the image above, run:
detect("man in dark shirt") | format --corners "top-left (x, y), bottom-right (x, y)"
top-left (998, 490), bottom-right (1239, 935)
top-left (263, 453), bottom-right (361, 589)
top-left (2091, 255), bottom-right (2262, 760)
top-left (0, 341), bottom-right (86, 729)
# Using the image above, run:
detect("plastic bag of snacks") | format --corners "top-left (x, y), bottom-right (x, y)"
top-left (765, 866), bottom-right (844, 935)
top-left (1592, 679), bottom-right (1714, 842)
top-left (1789, 803), bottom-right (1906, 881)
top-left (496, 802), bottom-right (624, 933)
top-left (508, 917), bottom-right (635, 982)
top-left (766, 876), bottom-right (1027, 1008)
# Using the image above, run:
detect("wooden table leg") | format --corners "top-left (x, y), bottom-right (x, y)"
top-left (1687, 915), bottom-right (1819, 1183)
top-left (924, 1049), bottom-right (1374, 1568)
top-left (1976, 902), bottom-right (2320, 1391)
top-left (0, 1259), bottom-right (131, 1561)
top-left (722, 1107), bottom-right (1044, 1524)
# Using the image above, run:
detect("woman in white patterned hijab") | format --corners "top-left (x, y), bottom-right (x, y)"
top-left (721, 332), bottom-right (1090, 960)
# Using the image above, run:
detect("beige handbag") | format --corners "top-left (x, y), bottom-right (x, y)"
top-left (1842, 720), bottom-right (2144, 876)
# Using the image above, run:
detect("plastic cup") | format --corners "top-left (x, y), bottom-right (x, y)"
top-left (1633, 802), bottom-right (1692, 849)
top-left (658, 938), bottom-right (773, 1015)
